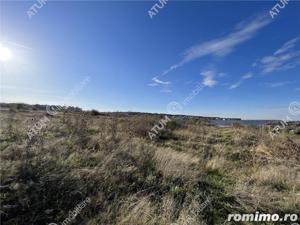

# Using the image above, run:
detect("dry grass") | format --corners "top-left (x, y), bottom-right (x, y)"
top-left (0, 109), bottom-right (299, 225)
top-left (153, 148), bottom-right (200, 179)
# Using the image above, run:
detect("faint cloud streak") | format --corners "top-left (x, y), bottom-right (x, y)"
top-left (258, 36), bottom-right (300, 74)
top-left (160, 14), bottom-right (271, 76)
top-left (229, 72), bottom-right (253, 89)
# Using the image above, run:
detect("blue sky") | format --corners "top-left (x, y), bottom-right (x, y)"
top-left (0, 1), bottom-right (299, 120)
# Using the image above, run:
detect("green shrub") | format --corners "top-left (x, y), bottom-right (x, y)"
top-left (166, 120), bottom-right (182, 130)
top-left (90, 109), bottom-right (101, 116)
top-left (272, 181), bottom-right (289, 192)
top-left (157, 130), bottom-right (177, 141)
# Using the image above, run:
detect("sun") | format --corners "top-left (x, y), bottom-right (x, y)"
top-left (0, 45), bottom-right (13, 61)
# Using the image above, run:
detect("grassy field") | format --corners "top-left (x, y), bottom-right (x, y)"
top-left (1, 108), bottom-right (300, 225)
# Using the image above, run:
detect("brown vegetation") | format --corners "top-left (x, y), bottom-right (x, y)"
top-left (0, 109), bottom-right (299, 225)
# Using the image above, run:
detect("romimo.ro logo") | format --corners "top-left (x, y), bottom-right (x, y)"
top-left (227, 212), bottom-right (298, 222)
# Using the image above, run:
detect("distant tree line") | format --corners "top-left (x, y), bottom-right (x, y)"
top-left (0, 103), bottom-right (82, 113)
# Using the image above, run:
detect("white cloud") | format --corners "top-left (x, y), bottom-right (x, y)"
top-left (258, 36), bottom-right (300, 74)
top-left (148, 76), bottom-right (171, 86)
top-left (229, 72), bottom-right (253, 89)
top-left (201, 70), bottom-right (217, 87)
top-left (267, 81), bottom-right (291, 88)
top-left (148, 83), bottom-right (158, 87)
top-left (229, 82), bottom-right (241, 89)
top-left (148, 76), bottom-right (172, 92)
top-left (160, 14), bottom-right (271, 76)
top-left (242, 72), bottom-right (253, 79)
top-left (274, 37), bottom-right (300, 55)
top-left (152, 76), bottom-right (171, 85)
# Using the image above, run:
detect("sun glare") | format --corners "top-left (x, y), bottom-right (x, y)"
top-left (0, 45), bottom-right (13, 61)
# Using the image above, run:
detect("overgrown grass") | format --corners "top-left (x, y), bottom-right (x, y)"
top-left (0, 110), bottom-right (299, 225)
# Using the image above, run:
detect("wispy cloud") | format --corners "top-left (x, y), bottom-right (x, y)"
top-left (258, 36), bottom-right (300, 74)
top-left (147, 83), bottom-right (158, 87)
top-left (229, 72), bottom-right (253, 89)
top-left (148, 76), bottom-right (172, 92)
top-left (266, 81), bottom-right (291, 88)
top-left (242, 73), bottom-right (253, 79)
top-left (201, 70), bottom-right (217, 87)
top-left (148, 76), bottom-right (171, 86)
top-left (2, 40), bottom-right (33, 51)
top-left (229, 83), bottom-right (240, 89)
top-left (274, 37), bottom-right (300, 55)
top-left (160, 14), bottom-right (271, 76)
top-left (152, 76), bottom-right (171, 85)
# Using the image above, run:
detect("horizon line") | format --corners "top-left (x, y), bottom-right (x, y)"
top-left (1, 101), bottom-right (299, 122)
